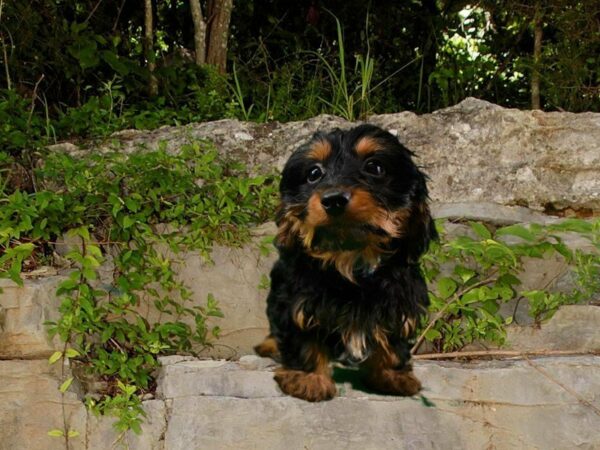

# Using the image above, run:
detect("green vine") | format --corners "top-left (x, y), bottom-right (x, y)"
top-left (416, 219), bottom-right (600, 353)
top-left (1, 140), bottom-right (278, 435)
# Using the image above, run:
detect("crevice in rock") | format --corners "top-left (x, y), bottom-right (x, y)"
top-left (543, 202), bottom-right (598, 218)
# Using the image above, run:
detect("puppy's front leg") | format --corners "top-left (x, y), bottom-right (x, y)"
top-left (361, 344), bottom-right (421, 396)
top-left (274, 340), bottom-right (336, 402)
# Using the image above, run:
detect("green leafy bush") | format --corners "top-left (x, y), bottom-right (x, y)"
top-left (1, 140), bottom-right (278, 432)
top-left (417, 219), bottom-right (600, 353)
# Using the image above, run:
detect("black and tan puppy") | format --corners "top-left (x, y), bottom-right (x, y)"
top-left (255, 124), bottom-right (437, 401)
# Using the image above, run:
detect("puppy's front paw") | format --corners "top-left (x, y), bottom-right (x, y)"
top-left (274, 368), bottom-right (337, 402)
top-left (365, 368), bottom-right (422, 396)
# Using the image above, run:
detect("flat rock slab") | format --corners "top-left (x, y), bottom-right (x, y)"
top-left (0, 360), bottom-right (87, 450)
top-left (505, 305), bottom-right (600, 352)
top-left (2, 356), bottom-right (599, 449)
top-left (159, 356), bottom-right (600, 450)
top-left (0, 277), bottom-right (64, 358)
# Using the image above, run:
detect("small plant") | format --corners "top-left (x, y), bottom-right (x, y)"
top-left (415, 219), bottom-right (600, 353)
top-left (1, 139), bottom-right (279, 435)
top-left (308, 11), bottom-right (372, 121)
top-left (229, 62), bottom-right (255, 121)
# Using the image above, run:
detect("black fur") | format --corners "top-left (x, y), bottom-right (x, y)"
top-left (259, 124), bottom-right (437, 399)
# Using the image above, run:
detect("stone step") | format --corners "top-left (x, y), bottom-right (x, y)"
top-left (2, 355), bottom-right (600, 449)
top-left (153, 355), bottom-right (600, 450)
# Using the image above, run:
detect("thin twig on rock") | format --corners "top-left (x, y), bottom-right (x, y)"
top-left (413, 349), bottom-right (600, 360)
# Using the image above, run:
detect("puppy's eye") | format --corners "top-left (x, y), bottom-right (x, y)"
top-left (364, 160), bottom-right (385, 177)
top-left (307, 164), bottom-right (325, 184)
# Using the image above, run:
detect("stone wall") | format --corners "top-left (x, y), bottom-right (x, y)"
top-left (55, 97), bottom-right (600, 213)
top-left (3, 99), bottom-right (600, 449)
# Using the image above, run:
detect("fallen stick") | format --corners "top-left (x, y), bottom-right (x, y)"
top-left (413, 349), bottom-right (600, 360)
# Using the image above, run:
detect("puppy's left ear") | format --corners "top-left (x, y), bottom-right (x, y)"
top-left (402, 170), bottom-right (438, 261)
top-left (405, 201), bottom-right (437, 261)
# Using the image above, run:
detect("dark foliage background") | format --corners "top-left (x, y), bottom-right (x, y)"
top-left (0, 0), bottom-right (598, 148)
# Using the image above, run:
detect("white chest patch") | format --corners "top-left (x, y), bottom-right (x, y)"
top-left (344, 331), bottom-right (367, 362)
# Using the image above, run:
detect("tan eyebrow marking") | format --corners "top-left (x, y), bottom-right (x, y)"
top-left (307, 139), bottom-right (332, 161)
top-left (355, 136), bottom-right (382, 157)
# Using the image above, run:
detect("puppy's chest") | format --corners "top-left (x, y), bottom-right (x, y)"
top-left (291, 289), bottom-right (392, 363)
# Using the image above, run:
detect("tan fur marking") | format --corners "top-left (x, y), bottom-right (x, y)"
top-left (401, 317), bottom-right (417, 338)
top-left (274, 369), bottom-right (336, 402)
top-left (307, 139), bottom-right (332, 161)
top-left (274, 343), bottom-right (336, 401)
top-left (254, 335), bottom-right (279, 359)
top-left (303, 342), bottom-right (331, 374)
top-left (355, 136), bottom-right (383, 156)
top-left (275, 204), bottom-right (305, 248)
top-left (373, 326), bottom-right (393, 355)
top-left (347, 188), bottom-right (409, 238)
top-left (292, 298), bottom-right (317, 330)
top-left (301, 194), bottom-right (329, 248)
top-left (307, 245), bottom-right (387, 282)
top-left (276, 190), bottom-right (417, 281)
top-left (361, 345), bottom-right (421, 396)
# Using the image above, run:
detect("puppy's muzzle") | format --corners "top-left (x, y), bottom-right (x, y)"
top-left (320, 190), bottom-right (351, 216)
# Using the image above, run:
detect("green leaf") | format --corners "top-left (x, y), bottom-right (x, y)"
top-left (470, 222), bottom-right (491, 239)
top-left (65, 348), bottom-right (80, 358)
top-left (462, 288), bottom-right (482, 304)
top-left (67, 430), bottom-right (80, 438)
top-left (48, 351), bottom-right (63, 365)
top-left (549, 219), bottom-right (593, 234)
top-left (123, 216), bottom-right (135, 229)
top-left (48, 429), bottom-right (64, 437)
top-left (59, 377), bottom-right (74, 393)
top-left (496, 224), bottom-right (536, 242)
top-left (82, 267), bottom-right (97, 281)
top-left (67, 226), bottom-right (90, 241)
top-left (101, 50), bottom-right (131, 75)
top-left (454, 265), bottom-right (476, 283)
top-left (437, 277), bottom-right (457, 299)
top-left (424, 328), bottom-right (442, 341)
top-left (125, 197), bottom-right (140, 212)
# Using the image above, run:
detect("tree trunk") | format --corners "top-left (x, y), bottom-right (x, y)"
top-left (531, 0), bottom-right (543, 110)
top-left (144, 0), bottom-right (158, 96)
top-left (189, 0), bottom-right (207, 65)
top-left (206, 0), bottom-right (233, 74)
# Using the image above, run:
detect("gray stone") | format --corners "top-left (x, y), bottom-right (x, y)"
top-left (86, 400), bottom-right (166, 450)
top-left (173, 230), bottom-right (276, 359)
top-left (504, 305), bottom-right (600, 352)
top-left (371, 99), bottom-right (600, 212)
top-left (57, 98), bottom-right (600, 213)
top-left (431, 201), bottom-right (561, 225)
top-left (238, 354), bottom-right (279, 371)
top-left (156, 359), bottom-right (281, 399)
top-left (2, 355), bottom-right (600, 449)
top-left (0, 360), bottom-right (87, 450)
top-left (157, 355), bottom-right (198, 366)
top-left (0, 277), bottom-right (64, 358)
top-left (163, 356), bottom-right (600, 450)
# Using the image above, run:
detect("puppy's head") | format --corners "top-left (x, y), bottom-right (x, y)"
top-left (276, 124), bottom-right (436, 280)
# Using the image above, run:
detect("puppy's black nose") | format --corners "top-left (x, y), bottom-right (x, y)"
top-left (321, 190), bottom-right (351, 215)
